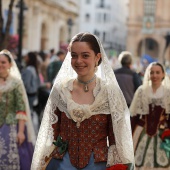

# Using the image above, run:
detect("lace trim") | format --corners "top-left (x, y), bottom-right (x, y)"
top-left (57, 78), bottom-right (110, 123)
top-left (135, 134), bottom-right (169, 167)
top-left (16, 114), bottom-right (28, 121)
top-left (107, 145), bottom-right (121, 166)
top-left (31, 35), bottom-right (135, 170)
top-left (130, 85), bottom-right (170, 116)
top-left (0, 75), bottom-right (19, 93)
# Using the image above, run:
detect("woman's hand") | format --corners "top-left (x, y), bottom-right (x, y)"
top-left (17, 131), bottom-right (25, 146)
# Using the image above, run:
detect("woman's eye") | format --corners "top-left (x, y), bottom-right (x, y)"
top-left (83, 54), bottom-right (89, 58)
top-left (71, 54), bottom-right (77, 59)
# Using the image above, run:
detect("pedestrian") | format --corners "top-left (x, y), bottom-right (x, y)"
top-left (47, 50), bottom-right (66, 84)
top-left (0, 49), bottom-right (35, 170)
top-left (114, 51), bottom-right (142, 108)
top-left (21, 52), bottom-right (40, 113)
top-left (130, 62), bottom-right (170, 169)
top-left (31, 32), bottom-right (135, 170)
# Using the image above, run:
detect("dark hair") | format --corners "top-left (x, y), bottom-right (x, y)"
top-left (150, 62), bottom-right (165, 74)
top-left (68, 32), bottom-right (102, 65)
top-left (56, 50), bottom-right (65, 56)
top-left (2, 53), bottom-right (12, 63)
top-left (50, 48), bottom-right (54, 54)
top-left (26, 52), bottom-right (38, 73)
top-left (118, 51), bottom-right (132, 67)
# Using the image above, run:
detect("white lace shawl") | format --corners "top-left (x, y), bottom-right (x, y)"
top-left (130, 84), bottom-right (170, 117)
top-left (31, 34), bottom-right (134, 169)
top-left (0, 50), bottom-right (36, 145)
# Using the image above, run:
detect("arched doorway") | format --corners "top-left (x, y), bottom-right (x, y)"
top-left (138, 38), bottom-right (159, 59)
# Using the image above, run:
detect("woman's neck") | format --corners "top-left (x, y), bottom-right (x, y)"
top-left (0, 73), bottom-right (9, 81)
top-left (152, 83), bottom-right (161, 93)
top-left (77, 75), bottom-right (96, 93)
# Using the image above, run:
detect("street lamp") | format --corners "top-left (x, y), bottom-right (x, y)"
top-left (16, 0), bottom-right (28, 63)
top-left (67, 18), bottom-right (73, 43)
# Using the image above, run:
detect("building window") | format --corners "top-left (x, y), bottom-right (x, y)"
top-left (86, 0), bottom-right (90, 4)
top-left (144, 0), bottom-right (156, 16)
top-left (104, 13), bottom-right (107, 22)
top-left (85, 13), bottom-right (90, 22)
top-left (96, 13), bottom-right (102, 23)
top-left (99, 0), bottom-right (104, 8)
top-left (94, 30), bottom-right (100, 37)
top-left (103, 31), bottom-right (106, 42)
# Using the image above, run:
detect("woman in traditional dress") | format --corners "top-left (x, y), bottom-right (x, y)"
top-left (0, 49), bottom-right (36, 170)
top-left (130, 62), bottom-right (170, 170)
top-left (31, 32), bottom-right (135, 170)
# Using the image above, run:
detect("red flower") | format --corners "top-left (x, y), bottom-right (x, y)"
top-left (106, 164), bottom-right (128, 170)
top-left (161, 129), bottom-right (170, 140)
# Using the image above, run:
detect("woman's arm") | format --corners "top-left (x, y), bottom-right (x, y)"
top-left (17, 119), bottom-right (26, 146)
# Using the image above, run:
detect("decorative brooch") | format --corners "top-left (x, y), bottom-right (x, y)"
top-left (73, 108), bottom-right (84, 128)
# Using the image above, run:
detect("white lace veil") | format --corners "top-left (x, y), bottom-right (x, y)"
top-left (0, 49), bottom-right (36, 144)
top-left (130, 62), bottom-right (170, 116)
top-left (143, 62), bottom-right (170, 87)
top-left (31, 33), bottom-right (134, 169)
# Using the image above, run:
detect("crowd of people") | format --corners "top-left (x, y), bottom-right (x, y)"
top-left (0, 32), bottom-right (170, 170)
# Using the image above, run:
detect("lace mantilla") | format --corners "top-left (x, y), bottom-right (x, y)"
top-left (0, 50), bottom-right (36, 145)
top-left (130, 85), bottom-right (170, 116)
top-left (31, 34), bottom-right (134, 169)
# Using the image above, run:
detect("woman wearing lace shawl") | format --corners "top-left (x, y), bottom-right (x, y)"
top-left (0, 50), bottom-right (36, 169)
top-left (130, 62), bottom-right (170, 169)
top-left (31, 32), bottom-right (134, 170)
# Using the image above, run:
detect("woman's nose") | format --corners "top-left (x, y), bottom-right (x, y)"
top-left (76, 56), bottom-right (82, 63)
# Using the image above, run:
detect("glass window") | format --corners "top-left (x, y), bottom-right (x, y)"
top-left (85, 13), bottom-right (90, 22)
top-left (86, 0), bottom-right (90, 4)
top-left (144, 0), bottom-right (156, 16)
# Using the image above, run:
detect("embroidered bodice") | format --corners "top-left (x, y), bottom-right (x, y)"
top-left (0, 78), bottom-right (26, 126)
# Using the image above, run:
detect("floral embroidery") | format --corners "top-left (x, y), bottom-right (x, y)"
top-left (0, 135), bottom-right (7, 158)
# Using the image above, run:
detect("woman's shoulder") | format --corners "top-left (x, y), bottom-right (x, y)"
top-left (11, 77), bottom-right (23, 86)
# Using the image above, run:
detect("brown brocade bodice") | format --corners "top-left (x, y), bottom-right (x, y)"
top-left (50, 108), bottom-right (115, 169)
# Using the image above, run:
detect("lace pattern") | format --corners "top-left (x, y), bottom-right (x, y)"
top-left (130, 85), bottom-right (170, 116)
top-left (0, 50), bottom-right (35, 145)
top-left (135, 133), bottom-right (169, 167)
top-left (107, 145), bottom-right (121, 166)
top-left (31, 34), bottom-right (134, 169)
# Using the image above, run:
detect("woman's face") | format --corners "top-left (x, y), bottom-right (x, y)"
top-left (0, 54), bottom-right (11, 76)
top-left (71, 42), bottom-right (101, 78)
top-left (150, 65), bottom-right (164, 86)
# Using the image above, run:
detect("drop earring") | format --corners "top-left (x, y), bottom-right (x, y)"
top-left (95, 62), bottom-right (98, 73)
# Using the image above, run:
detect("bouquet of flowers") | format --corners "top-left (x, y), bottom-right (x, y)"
top-left (160, 129), bottom-right (170, 158)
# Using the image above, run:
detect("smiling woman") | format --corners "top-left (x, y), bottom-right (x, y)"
top-left (130, 62), bottom-right (170, 170)
top-left (0, 49), bottom-right (35, 170)
top-left (31, 32), bottom-right (135, 170)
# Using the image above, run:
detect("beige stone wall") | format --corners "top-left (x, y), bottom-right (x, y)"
top-left (127, 0), bottom-right (170, 63)
top-left (3, 0), bottom-right (79, 52)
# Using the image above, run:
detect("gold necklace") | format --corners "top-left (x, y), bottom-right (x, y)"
top-left (77, 75), bottom-right (96, 92)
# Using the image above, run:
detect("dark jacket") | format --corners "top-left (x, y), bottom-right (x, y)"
top-left (114, 66), bottom-right (142, 107)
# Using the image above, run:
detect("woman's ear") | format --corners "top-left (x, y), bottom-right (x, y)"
top-left (9, 63), bottom-right (12, 70)
top-left (96, 53), bottom-right (101, 65)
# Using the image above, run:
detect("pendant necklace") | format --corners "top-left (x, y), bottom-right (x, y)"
top-left (77, 75), bottom-right (96, 92)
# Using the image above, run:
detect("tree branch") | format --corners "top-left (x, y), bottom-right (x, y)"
top-left (0, 0), bottom-right (4, 43)
top-left (3, 0), bottom-right (15, 48)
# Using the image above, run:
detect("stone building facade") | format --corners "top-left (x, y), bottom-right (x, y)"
top-left (127, 0), bottom-right (170, 63)
top-left (79, 0), bottom-right (128, 56)
top-left (3, 0), bottom-right (79, 52)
